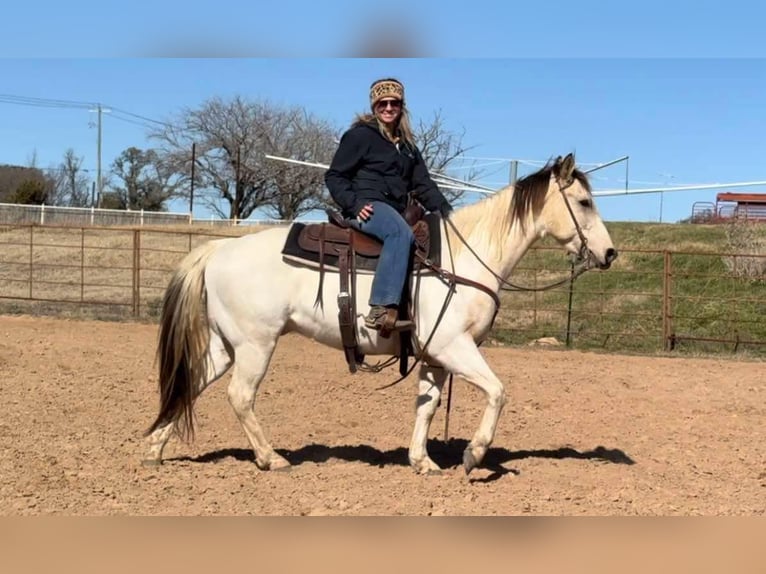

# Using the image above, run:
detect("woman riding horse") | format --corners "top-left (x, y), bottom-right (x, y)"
top-left (324, 77), bottom-right (453, 333)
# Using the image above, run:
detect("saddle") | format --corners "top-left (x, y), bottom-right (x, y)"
top-left (281, 203), bottom-right (442, 374)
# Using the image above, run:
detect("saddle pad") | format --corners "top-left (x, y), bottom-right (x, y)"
top-left (281, 213), bottom-right (442, 272)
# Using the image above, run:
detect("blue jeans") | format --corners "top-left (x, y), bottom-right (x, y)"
top-left (349, 201), bottom-right (414, 307)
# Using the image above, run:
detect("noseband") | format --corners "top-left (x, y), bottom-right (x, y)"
top-left (555, 176), bottom-right (599, 270)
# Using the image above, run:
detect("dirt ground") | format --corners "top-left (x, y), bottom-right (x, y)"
top-left (0, 314), bottom-right (763, 516)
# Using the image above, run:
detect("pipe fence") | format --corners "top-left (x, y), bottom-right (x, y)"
top-left (0, 223), bottom-right (764, 357)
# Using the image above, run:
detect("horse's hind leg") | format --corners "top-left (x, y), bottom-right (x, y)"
top-left (408, 365), bottom-right (448, 474)
top-left (143, 330), bottom-right (233, 466)
top-left (226, 338), bottom-right (290, 471)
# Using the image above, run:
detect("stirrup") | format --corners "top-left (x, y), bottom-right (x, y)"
top-left (365, 306), bottom-right (414, 336)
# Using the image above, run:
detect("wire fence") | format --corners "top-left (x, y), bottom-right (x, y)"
top-left (494, 245), bottom-right (766, 356)
top-left (0, 223), bottom-right (764, 357)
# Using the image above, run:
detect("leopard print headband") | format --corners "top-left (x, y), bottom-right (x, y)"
top-left (369, 79), bottom-right (405, 108)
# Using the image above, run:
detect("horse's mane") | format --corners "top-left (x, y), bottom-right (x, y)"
top-left (447, 158), bottom-right (591, 256)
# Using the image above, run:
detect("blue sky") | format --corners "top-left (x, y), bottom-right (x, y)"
top-left (1, 57), bottom-right (765, 223)
top-left (1, 0), bottom-right (766, 223)
top-left (3, 1), bottom-right (766, 59)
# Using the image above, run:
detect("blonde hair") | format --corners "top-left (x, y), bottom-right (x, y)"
top-left (353, 106), bottom-right (416, 147)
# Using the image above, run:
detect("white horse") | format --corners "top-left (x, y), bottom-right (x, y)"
top-left (143, 153), bottom-right (617, 475)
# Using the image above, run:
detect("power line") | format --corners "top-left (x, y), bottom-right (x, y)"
top-left (107, 111), bottom-right (160, 130)
top-left (109, 106), bottom-right (173, 128)
top-left (0, 93), bottom-right (174, 208)
top-left (0, 93), bottom-right (96, 109)
top-left (0, 93), bottom-right (170, 127)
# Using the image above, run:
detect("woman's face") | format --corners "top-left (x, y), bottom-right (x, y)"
top-left (374, 98), bottom-right (402, 126)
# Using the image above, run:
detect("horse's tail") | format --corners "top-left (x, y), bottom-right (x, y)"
top-left (145, 238), bottom-right (228, 440)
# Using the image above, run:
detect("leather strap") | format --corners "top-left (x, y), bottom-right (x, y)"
top-left (337, 243), bottom-right (360, 373)
top-left (417, 255), bottom-right (502, 329)
top-left (313, 224), bottom-right (326, 308)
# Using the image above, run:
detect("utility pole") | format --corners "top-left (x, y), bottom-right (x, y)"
top-left (89, 103), bottom-right (110, 207)
top-left (234, 145), bottom-right (241, 222)
top-left (190, 142), bottom-right (196, 215)
top-left (97, 104), bottom-right (102, 206)
top-left (509, 159), bottom-right (518, 186)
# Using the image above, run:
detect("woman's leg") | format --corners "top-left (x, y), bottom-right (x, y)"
top-left (356, 201), bottom-right (415, 307)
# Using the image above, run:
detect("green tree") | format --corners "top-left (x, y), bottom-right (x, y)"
top-left (0, 165), bottom-right (54, 204)
top-left (11, 179), bottom-right (49, 204)
top-left (107, 147), bottom-right (180, 210)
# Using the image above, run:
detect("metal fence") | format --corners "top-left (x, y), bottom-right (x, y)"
top-left (496, 245), bottom-right (766, 355)
top-left (0, 223), bottom-right (252, 320)
top-left (0, 223), bottom-right (764, 357)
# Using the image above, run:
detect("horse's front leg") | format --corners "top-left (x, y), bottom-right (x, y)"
top-left (408, 364), bottom-right (448, 474)
top-left (433, 335), bottom-right (507, 474)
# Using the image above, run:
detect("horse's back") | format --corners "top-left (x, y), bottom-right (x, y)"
top-left (203, 227), bottom-right (295, 321)
top-left (204, 226), bottom-right (344, 309)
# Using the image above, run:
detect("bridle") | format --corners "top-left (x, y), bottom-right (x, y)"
top-left (445, 174), bottom-right (600, 295)
top-left (370, 171), bottom-right (599, 390)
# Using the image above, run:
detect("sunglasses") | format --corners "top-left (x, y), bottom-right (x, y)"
top-left (375, 99), bottom-right (402, 110)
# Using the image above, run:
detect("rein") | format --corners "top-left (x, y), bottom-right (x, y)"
top-left (370, 175), bottom-right (598, 391)
top-left (369, 218), bottom-right (459, 389)
top-left (443, 177), bottom-right (599, 294)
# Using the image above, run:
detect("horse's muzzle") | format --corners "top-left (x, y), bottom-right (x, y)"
top-left (599, 248), bottom-right (618, 269)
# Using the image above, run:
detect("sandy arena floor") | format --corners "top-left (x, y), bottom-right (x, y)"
top-left (0, 315), bottom-right (763, 515)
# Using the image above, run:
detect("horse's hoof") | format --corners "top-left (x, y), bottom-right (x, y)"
top-left (141, 459), bottom-right (162, 467)
top-left (426, 468), bottom-right (443, 476)
top-left (463, 449), bottom-right (478, 475)
top-left (267, 456), bottom-right (292, 472)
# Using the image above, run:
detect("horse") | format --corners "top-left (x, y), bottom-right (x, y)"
top-left (143, 152), bottom-right (618, 475)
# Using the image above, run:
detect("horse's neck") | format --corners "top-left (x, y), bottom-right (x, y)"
top-left (481, 225), bottom-right (537, 290)
top-left (447, 216), bottom-right (539, 293)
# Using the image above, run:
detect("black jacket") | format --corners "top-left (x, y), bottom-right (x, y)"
top-left (324, 121), bottom-right (453, 219)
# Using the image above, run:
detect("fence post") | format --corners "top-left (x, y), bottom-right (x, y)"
top-left (80, 228), bottom-right (85, 303)
top-left (40, 204), bottom-right (45, 225)
top-left (28, 226), bottom-right (34, 299)
top-left (132, 229), bottom-right (141, 317)
top-left (662, 250), bottom-right (673, 351)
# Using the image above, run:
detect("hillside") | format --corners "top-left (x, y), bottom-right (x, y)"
top-left (494, 220), bottom-right (766, 357)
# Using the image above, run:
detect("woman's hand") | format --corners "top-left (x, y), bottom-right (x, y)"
top-left (357, 203), bottom-right (374, 223)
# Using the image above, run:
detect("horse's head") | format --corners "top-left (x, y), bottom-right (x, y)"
top-left (540, 153), bottom-right (618, 270)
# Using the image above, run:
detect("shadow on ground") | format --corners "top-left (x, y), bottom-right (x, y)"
top-left (170, 439), bottom-right (634, 481)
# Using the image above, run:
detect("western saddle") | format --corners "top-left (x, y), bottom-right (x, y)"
top-left (286, 203), bottom-right (433, 374)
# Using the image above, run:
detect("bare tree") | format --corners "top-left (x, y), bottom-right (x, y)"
top-left (414, 109), bottom-right (484, 203)
top-left (53, 148), bottom-right (91, 207)
top-left (261, 108), bottom-right (338, 220)
top-left (150, 96), bottom-right (338, 221)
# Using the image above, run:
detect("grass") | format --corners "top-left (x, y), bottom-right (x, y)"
top-left (491, 221), bottom-right (766, 357)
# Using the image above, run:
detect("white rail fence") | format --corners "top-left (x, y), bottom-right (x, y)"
top-left (0, 203), bottom-right (290, 227)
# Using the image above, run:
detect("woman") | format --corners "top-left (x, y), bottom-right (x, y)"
top-left (324, 77), bottom-right (453, 333)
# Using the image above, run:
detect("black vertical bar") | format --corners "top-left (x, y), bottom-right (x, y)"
top-left (189, 142), bottom-right (196, 216)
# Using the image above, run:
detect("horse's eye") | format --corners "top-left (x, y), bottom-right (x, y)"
top-left (579, 199), bottom-right (592, 209)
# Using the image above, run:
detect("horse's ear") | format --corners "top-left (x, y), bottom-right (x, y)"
top-left (560, 153), bottom-right (576, 179)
